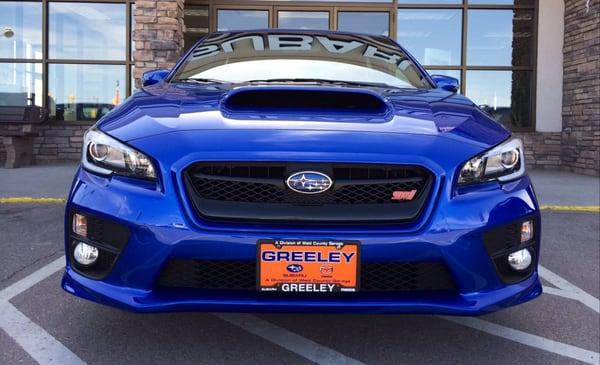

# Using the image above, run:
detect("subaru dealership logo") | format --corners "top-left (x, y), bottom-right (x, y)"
top-left (286, 171), bottom-right (333, 194)
top-left (286, 264), bottom-right (304, 273)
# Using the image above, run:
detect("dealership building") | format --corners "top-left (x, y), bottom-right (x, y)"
top-left (0, 0), bottom-right (598, 175)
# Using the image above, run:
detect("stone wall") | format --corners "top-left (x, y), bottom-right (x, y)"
top-left (561, 0), bottom-right (600, 175)
top-left (133, 0), bottom-right (185, 87)
top-left (0, 123), bottom-right (89, 164)
top-left (515, 132), bottom-right (563, 170)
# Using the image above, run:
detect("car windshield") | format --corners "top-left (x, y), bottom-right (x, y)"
top-left (172, 32), bottom-right (431, 89)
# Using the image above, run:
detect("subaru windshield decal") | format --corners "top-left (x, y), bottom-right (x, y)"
top-left (286, 171), bottom-right (333, 194)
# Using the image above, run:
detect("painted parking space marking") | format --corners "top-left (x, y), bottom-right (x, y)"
top-left (0, 302), bottom-right (85, 365)
top-left (441, 316), bottom-right (599, 365)
top-left (0, 197), bottom-right (66, 204)
top-left (539, 265), bottom-right (600, 313)
top-left (0, 255), bottom-right (599, 365)
top-left (217, 313), bottom-right (365, 365)
top-left (540, 205), bottom-right (600, 213)
top-left (0, 256), bottom-right (85, 365)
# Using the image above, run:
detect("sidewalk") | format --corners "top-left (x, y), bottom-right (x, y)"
top-left (0, 163), bottom-right (598, 207)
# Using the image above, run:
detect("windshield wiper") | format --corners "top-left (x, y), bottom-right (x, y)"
top-left (245, 78), bottom-right (395, 89)
top-left (175, 77), bottom-right (230, 84)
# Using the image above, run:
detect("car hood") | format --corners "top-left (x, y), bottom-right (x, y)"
top-left (98, 82), bottom-right (510, 149)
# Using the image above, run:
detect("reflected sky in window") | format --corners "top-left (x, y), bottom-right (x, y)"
top-left (338, 12), bottom-right (389, 36)
top-left (466, 70), bottom-right (532, 128)
top-left (278, 12), bottom-right (329, 30)
top-left (49, 64), bottom-right (125, 122)
top-left (49, 3), bottom-right (126, 60)
top-left (397, 9), bottom-right (462, 66)
top-left (0, 2), bottom-right (42, 59)
top-left (468, 10), bottom-right (534, 66)
top-left (218, 10), bottom-right (269, 31)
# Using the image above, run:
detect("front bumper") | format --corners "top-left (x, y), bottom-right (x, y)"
top-left (62, 167), bottom-right (542, 315)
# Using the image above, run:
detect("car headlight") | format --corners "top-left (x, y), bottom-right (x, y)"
top-left (82, 128), bottom-right (157, 181)
top-left (458, 138), bottom-right (525, 185)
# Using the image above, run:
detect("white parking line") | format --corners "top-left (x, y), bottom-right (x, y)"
top-left (0, 256), bottom-right (85, 365)
top-left (539, 265), bottom-right (600, 313)
top-left (0, 302), bottom-right (85, 365)
top-left (441, 316), bottom-right (599, 365)
top-left (217, 313), bottom-right (365, 365)
top-left (1, 256), bottom-right (599, 365)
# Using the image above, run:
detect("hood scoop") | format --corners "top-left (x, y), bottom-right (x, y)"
top-left (220, 86), bottom-right (393, 122)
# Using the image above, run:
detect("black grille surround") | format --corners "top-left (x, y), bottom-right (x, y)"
top-left (157, 260), bottom-right (456, 293)
top-left (184, 162), bottom-right (433, 225)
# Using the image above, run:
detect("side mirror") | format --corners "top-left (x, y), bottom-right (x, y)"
top-left (142, 69), bottom-right (170, 87)
top-left (431, 75), bottom-right (460, 93)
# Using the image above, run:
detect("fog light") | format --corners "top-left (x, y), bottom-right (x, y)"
top-left (73, 242), bottom-right (99, 266)
top-left (507, 248), bottom-right (532, 271)
top-left (73, 213), bottom-right (88, 237)
top-left (521, 220), bottom-right (533, 242)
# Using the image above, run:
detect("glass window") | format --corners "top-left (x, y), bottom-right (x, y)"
top-left (469, 0), bottom-right (534, 5)
top-left (466, 70), bottom-right (532, 129)
top-left (49, 3), bottom-right (126, 60)
top-left (217, 10), bottom-right (269, 31)
top-left (0, 63), bottom-right (43, 122)
top-left (467, 10), bottom-right (534, 67)
top-left (48, 64), bottom-right (125, 122)
top-left (0, 2), bottom-right (42, 59)
top-left (338, 12), bottom-right (389, 36)
top-left (184, 5), bottom-right (209, 51)
top-left (131, 3), bottom-right (136, 60)
top-left (398, 0), bottom-right (461, 3)
top-left (278, 11), bottom-right (329, 30)
top-left (397, 9), bottom-right (462, 66)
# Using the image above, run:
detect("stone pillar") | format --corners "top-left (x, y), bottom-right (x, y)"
top-left (133, 0), bottom-right (186, 87)
top-left (561, 0), bottom-right (599, 175)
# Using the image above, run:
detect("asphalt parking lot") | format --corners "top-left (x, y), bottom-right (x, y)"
top-left (0, 167), bottom-right (599, 365)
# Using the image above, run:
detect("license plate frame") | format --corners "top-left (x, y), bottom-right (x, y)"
top-left (257, 239), bottom-right (360, 294)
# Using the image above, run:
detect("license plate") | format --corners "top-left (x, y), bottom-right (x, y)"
top-left (257, 239), bottom-right (360, 293)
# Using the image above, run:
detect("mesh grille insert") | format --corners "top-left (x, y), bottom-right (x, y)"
top-left (184, 163), bottom-right (433, 224)
top-left (157, 260), bottom-right (455, 292)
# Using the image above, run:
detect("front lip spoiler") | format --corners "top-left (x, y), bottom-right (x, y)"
top-left (62, 268), bottom-right (542, 315)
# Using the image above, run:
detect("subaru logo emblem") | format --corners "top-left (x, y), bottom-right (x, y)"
top-left (286, 171), bottom-right (333, 194)
top-left (287, 264), bottom-right (303, 273)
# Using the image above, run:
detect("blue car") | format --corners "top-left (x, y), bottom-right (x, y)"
top-left (62, 30), bottom-right (542, 314)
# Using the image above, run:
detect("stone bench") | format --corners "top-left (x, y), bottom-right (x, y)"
top-left (1, 124), bottom-right (39, 168)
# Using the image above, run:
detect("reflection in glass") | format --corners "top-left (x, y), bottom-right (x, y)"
top-left (184, 5), bottom-right (209, 51)
top-left (468, 10), bottom-right (534, 66)
top-left (278, 12), bottom-right (329, 30)
top-left (426, 69), bottom-right (461, 93)
top-left (131, 4), bottom-right (136, 60)
top-left (217, 10), bottom-right (269, 31)
top-left (469, 0), bottom-right (534, 5)
top-left (0, 2), bottom-right (42, 59)
top-left (397, 9), bottom-right (462, 66)
top-left (0, 63), bottom-right (43, 122)
top-left (49, 3), bottom-right (126, 60)
top-left (466, 70), bottom-right (532, 129)
top-left (49, 64), bottom-right (125, 122)
top-left (399, 0), bottom-right (461, 3)
top-left (338, 12), bottom-right (389, 36)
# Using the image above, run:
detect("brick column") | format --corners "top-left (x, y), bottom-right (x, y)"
top-left (561, 0), bottom-right (600, 175)
top-left (133, 0), bottom-right (186, 87)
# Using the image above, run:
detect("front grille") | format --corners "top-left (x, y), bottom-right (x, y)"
top-left (184, 163), bottom-right (433, 224)
top-left (157, 260), bottom-right (456, 292)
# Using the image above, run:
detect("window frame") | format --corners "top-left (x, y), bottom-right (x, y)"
top-left (0, 0), bottom-right (135, 125)
top-left (189, 0), bottom-right (538, 131)
top-left (397, 0), bottom-right (538, 131)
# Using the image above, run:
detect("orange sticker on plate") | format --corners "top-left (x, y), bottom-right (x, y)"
top-left (258, 240), bottom-right (360, 293)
